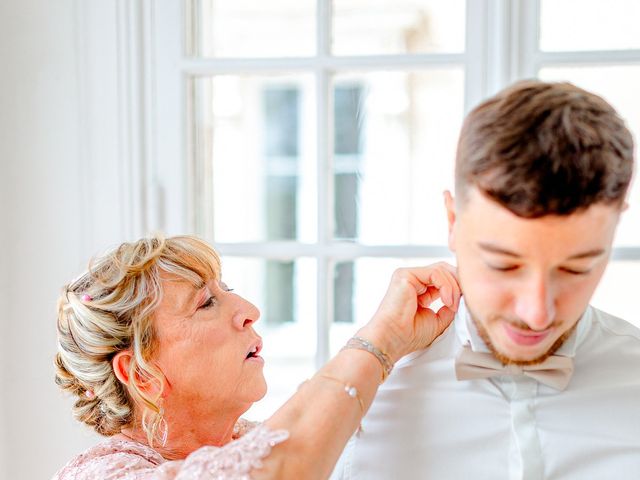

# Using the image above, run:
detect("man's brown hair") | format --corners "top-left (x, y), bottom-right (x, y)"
top-left (455, 80), bottom-right (634, 217)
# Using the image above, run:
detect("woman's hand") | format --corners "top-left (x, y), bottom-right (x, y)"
top-left (357, 263), bottom-right (461, 363)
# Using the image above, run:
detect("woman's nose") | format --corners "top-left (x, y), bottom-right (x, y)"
top-left (232, 294), bottom-right (261, 329)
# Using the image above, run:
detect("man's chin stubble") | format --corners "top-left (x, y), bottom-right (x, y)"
top-left (471, 316), bottom-right (578, 366)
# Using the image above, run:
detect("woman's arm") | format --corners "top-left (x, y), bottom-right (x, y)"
top-left (54, 264), bottom-right (459, 480)
top-left (255, 263), bottom-right (461, 479)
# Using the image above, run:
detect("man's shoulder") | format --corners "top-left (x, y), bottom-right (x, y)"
top-left (576, 306), bottom-right (640, 378)
top-left (588, 306), bottom-right (640, 342)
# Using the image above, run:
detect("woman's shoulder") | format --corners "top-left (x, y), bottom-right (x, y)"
top-left (52, 423), bottom-right (289, 480)
top-left (52, 437), bottom-right (164, 480)
top-left (178, 423), bottom-right (289, 479)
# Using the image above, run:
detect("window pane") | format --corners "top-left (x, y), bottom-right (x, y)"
top-left (332, 0), bottom-right (465, 55)
top-left (539, 66), bottom-right (640, 246)
top-left (332, 69), bottom-right (464, 245)
top-left (591, 261), bottom-right (640, 329)
top-left (330, 256), bottom-right (452, 355)
top-left (221, 257), bottom-right (317, 420)
top-left (191, 74), bottom-right (317, 243)
top-left (540, 0), bottom-right (640, 52)
top-left (187, 0), bottom-right (316, 57)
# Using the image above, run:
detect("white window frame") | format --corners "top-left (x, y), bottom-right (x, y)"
top-left (131, 0), bottom-right (640, 368)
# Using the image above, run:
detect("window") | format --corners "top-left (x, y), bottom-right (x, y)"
top-left (514, 0), bottom-right (640, 323)
top-left (150, 0), bottom-right (640, 419)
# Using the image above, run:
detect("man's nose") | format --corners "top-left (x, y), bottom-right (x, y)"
top-left (514, 275), bottom-right (556, 330)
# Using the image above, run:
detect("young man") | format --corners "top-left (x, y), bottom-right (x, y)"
top-left (333, 81), bottom-right (639, 479)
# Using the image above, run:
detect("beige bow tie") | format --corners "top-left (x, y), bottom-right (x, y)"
top-left (455, 346), bottom-right (575, 391)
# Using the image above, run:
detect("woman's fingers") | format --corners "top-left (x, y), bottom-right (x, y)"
top-left (435, 304), bottom-right (456, 328)
top-left (407, 263), bottom-right (461, 312)
top-left (417, 286), bottom-right (442, 308)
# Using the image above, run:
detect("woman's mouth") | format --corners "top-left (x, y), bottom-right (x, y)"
top-left (245, 339), bottom-right (264, 362)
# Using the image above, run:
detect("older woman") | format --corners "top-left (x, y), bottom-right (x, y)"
top-left (53, 235), bottom-right (460, 479)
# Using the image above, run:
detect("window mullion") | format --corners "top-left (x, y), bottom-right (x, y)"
top-left (315, 0), bottom-right (334, 368)
top-left (180, 53), bottom-right (465, 75)
top-left (612, 247), bottom-right (640, 261)
top-left (537, 49), bottom-right (640, 65)
top-left (514, 0), bottom-right (540, 78)
top-left (482, 0), bottom-right (512, 95)
top-left (464, 0), bottom-right (488, 110)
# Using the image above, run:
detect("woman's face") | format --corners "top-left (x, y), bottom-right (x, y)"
top-left (151, 275), bottom-right (266, 417)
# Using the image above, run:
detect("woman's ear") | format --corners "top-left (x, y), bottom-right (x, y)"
top-left (112, 350), bottom-right (133, 385)
top-left (112, 351), bottom-right (169, 398)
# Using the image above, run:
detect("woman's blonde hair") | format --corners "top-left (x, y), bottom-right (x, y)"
top-left (54, 234), bottom-right (220, 445)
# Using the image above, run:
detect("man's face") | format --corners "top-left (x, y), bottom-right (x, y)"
top-left (445, 187), bottom-right (620, 364)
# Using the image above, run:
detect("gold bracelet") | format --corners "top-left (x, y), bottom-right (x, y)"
top-left (317, 374), bottom-right (365, 436)
top-left (342, 336), bottom-right (394, 383)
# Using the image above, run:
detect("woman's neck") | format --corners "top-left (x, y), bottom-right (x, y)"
top-left (119, 412), bottom-right (242, 460)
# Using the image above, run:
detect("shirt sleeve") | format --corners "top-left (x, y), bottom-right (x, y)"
top-left (54, 424), bottom-right (290, 480)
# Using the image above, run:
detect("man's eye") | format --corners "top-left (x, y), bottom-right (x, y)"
top-left (559, 267), bottom-right (590, 275)
top-left (488, 264), bottom-right (519, 272)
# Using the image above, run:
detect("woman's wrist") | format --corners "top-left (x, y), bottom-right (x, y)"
top-left (357, 324), bottom-right (406, 362)
top-left (342, 336), bottom-right (394, 382)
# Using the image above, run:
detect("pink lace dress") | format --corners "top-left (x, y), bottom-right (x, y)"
top-left (52, 420), bottom-right (289, 480)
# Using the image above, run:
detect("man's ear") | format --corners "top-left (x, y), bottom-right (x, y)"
top-left (443, 190), bottom-right (457, 252)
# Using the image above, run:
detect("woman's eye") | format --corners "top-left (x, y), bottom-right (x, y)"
top-left (200, 296), bottom-right (216, 309)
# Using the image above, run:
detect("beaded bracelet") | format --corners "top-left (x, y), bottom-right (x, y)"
top-left (342, 336), bottom-right (394, 383)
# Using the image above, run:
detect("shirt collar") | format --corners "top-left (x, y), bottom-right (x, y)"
top-left (454, 297), bottom-right (593, 358)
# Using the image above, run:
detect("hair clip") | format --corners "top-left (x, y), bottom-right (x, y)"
top-left (85, 389), bottom-right (96, 399)
top-left (81, 294), bottom-right (93, 302)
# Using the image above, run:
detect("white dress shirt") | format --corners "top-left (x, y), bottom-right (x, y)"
top-left (333, 300), bottom-right (640, 480)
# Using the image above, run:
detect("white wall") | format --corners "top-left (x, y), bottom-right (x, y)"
top-left (0, 1), bottom-right (124, 478)
top-left (0, 0), bottom-right (166, 475)
top-left (0, 1), bottom-right (85, 478)
top-left (0, 14), bottom-right (8, 462)
top-left (0, 95), bottom-right (8, 478)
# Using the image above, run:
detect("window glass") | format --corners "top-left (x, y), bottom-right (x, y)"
top-left (332, 0), bottom-right (465, 55)
top-left (540, 0), bottom-right (640, 52)
top-left (187, 0), bottom-right (316, 57)
top-left (191, 74), bottom-right (317, 243)
top-left (591, 260), bottom-right (640, 328)
top-left (332, 69), bottom-right (464, 245)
